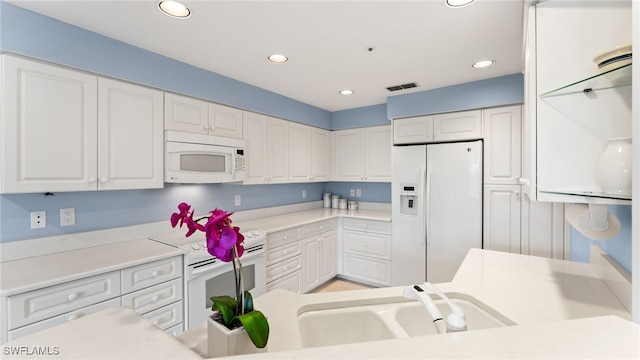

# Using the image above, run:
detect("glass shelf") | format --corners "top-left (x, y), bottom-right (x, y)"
top-left (539, 63), bottom-right (632, 98)
top-left (540, 189), bottom-right (631, 203)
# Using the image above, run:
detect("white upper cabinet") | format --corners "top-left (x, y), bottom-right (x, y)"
top-left (0, 55), bottom-right (164, 193)
top-left (334, 125), bottom-right (391, 182)
top-left (529, 2), bottom-right (632, 204)
top-left (1, 55), bottom-right (98, 193)
top-left (393, 115), bottom-right (434, 144)
top-left (243, 111), bottom-right (289, 184)
top-left (288, 123), bottom-right (331, 183)
top-left (393, 109), bottom-right (481, 145)
top-left (483, 105), bottom-right (522, 185)
top-left (164, 92), bottom-right (243, 139)
top-left (433, 110), bottom-right (482, 142)
top-left (97, 78), bottom-right (164, 190)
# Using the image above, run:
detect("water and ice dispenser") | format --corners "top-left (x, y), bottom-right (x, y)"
top-left (399, 185), bottom-right (418, 215)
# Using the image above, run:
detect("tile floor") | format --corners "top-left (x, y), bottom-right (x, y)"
top-left (312, 278), bottom-right (375, 293)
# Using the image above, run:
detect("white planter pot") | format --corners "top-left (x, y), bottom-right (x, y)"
top-left (207, 315), bottom-right (268, 358)
top-left (595, 137), bottom-right (632, 196)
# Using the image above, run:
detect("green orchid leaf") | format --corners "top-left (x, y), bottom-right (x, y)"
top-left (243, 291), bottom-right (254, 313)
top-left (232, 310), bottom-right (269, 348)
top-left (210, 295), bottom-right (237, 326)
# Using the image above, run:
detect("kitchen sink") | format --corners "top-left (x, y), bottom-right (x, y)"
top-left (297, 293), bottom-right (515, 348)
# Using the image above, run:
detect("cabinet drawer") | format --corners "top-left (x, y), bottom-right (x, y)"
top-left (267, 241), bottom-right (303, 266)
top-left (342, 218), bottom-right (391, 235)
top-left (343, 254), bottom-right (391, 286)
top-left (122, 256), bottom-right (182, 294)
top-left (142, 300), bottom-right (183, 331)
top-left (267, 227), bottom-right (302, 249)
top-left (267, 269), bottom-right (302, 294)
top-left (121, 278), bottom-right (182, 315)
top-left (7, 271), bottom-right (121, 329)
top-left (266, 255), bottom-right (303, 283)
top-left (344, 230), bottom-right (391, 260)
top-left (165, 323), bottom-right (184, 337)
top-left (7, 298), bottom-right (120, 342)
top-left (302, 219), bottom-right (336, 238)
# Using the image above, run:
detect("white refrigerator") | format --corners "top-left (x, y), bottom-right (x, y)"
top-left (391, 140), bottom-right (483, 285)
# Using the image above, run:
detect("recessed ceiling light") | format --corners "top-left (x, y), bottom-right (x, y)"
top-left (339, 89), bottom-right (355, 96)
top-left (446, 0), bottom-right (475, 8)
top-left (159, 0), bottom-right (191, 18)
top-left (472, 60), bottom-right (496, 69)
top-left (267, 54), bottom-right (289, 64)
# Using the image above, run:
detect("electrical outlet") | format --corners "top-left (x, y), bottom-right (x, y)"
top-left (356, 189), bottom-right (362, 197)
top-left (302, 190), bottom-right (307, 199)
top-left (350, 189), bottom-right (355, 197)
top-left (234, 195), bottom-right (241, 206)
top-left (60, 208), bottom-right (76, 226)
top-left (31, 211), bottom-right (46, 229)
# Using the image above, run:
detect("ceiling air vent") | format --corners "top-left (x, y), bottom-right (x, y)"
top-left (386, 82), bottom-right (419, 92)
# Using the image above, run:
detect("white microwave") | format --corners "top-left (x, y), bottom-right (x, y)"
top-left (165, 131), bottom-right (245, 184)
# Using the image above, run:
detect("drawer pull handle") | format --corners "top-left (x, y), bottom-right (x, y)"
top-left (68, 293), bottom-right (78, 301)
top-left (152, 271), bottom-right (159, 278)
top-left (68, 314), bottom-right (79, 321)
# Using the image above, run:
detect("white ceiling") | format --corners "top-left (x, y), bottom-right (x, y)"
top-left (9, 0), bottom-right (525, 112)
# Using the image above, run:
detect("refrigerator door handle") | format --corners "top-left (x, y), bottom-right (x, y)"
top-left (425, 165), bottom-right (432, 247)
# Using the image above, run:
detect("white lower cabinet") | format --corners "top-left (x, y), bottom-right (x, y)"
top-left (5, 255), bottom-right (184, 342)
top-left (341, 218), bottom-right (392, 286)
top-left (266, 219), bottom-right (337, 294)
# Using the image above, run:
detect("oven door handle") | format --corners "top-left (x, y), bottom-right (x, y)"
top-left (190, 262), bottom-right (221, 277)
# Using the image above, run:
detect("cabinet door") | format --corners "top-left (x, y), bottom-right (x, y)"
top-left (243, 111), bottom-right (268, 184)
top-left (164, 92), bottom-right (209, 135)
top-left (433, 110), bottom-right (482, 142)
top-left (302, 236), bottom-right (320, 293)
top-left (288, 122), bottom-right (312, 182)
top-left (311, 127), bottom-right (331, 181)
top-left (1, 55), bottom-right (98, 193)
top-left (333, 129), bottom-right (364, 181)
top-left (393, 115), bottom-right (434, 144)
top-left (521, 198), bottom-right (566, 260)
top-left (483, 185), bottom-right (522, 254)
top-left (319, 231), bottom-right (337, 282)
top-left (483, 105), bottom-right (522, 185)
top-left (364, 126), bottom-right (392, 182)
top-left (209, 103), bottom-right (243, 139)
top-left (267, 117), bottom-right (289, 183)
top-left (98, 78), bottom-right (164, 190)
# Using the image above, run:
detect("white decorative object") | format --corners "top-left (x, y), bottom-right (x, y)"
top-left (565, 204), bottom-right (621, 241)
top-left (595, 137), bottom-right (632, 196)
top-left (207, 316), bottom-right (267, 358)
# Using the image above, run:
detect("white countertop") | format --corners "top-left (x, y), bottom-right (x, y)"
top-left (3, 249), bottom-right (637, 359)
top-left (234, 207), bottom-right (391, 234)
top-left (178, 249), bottom-right (636, 359)
top-left (0, 238), bottom-right (183, 296)
top-left (0, 307), bottom-right (200, 359)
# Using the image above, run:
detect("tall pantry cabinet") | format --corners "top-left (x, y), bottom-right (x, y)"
top-left (482, 105), bottom-right (565, 259)
top-left (0, 54), bottom-right (164, 193)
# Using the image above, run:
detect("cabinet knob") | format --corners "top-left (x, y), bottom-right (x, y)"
top-left (99, 177), bottom-right (107, 183)
top-left (283, 235), bottom-right (288, 240)
top-left (152, 295), bottom-right (159, 303)
top-left (153, 320), bottom-right (160, 326)
top-left (67, 293), bottom-right (78, 301)
top-left (151, 271), bottom-right (159, 278)
top-left (68, 314), bottom-right (79, 321)
top-left (89, 177), bottom-right (97, 184)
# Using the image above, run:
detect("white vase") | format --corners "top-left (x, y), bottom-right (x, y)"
top-left (207, 316), bottom-right (268, 358)
top-left (595, 137), bottom-right (632, 196)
